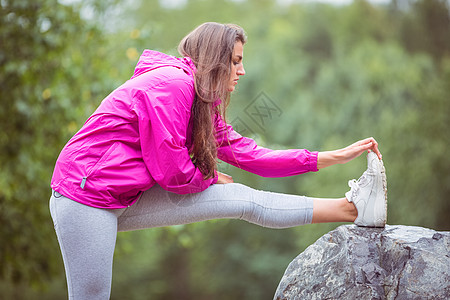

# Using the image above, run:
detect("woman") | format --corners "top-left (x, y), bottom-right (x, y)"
top-left (50, 22), bottom-right (387, 299)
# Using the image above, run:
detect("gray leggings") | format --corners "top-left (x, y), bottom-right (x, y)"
top-left (49, 183), bottom-right (313, 300)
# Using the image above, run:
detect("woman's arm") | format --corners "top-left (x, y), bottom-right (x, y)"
top-left (317, 137), bottom-right (382, 169)
top-left (214, 113), bottom-right (318, 177)
top-left (134, 76), bottom-right (218, 194)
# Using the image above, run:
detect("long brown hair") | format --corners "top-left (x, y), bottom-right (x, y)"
top-left (178, 22), bottom-right (247, 179)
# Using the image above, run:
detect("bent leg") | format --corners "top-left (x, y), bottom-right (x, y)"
top-left (117, 183), bottom-right (314, 231)
top-left (49, 191), bottom-right (122, 300)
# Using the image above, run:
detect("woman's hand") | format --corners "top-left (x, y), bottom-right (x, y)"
top-left (317, 137), bottom-right (382, 169)
top-left (216, 171), bottom-right (234, 184)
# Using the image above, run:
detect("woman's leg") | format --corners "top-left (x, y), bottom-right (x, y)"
top-left (117, 183), bottom-right (316, 231)
top-left (311, 152), bottom-right (387, 226)
top-left (49, 191), bottom-right (123, 300)
top-left (311, 198), bottom-right (357, 223)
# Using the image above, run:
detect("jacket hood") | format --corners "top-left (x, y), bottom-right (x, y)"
top-left (131, 50), bottom-right (197, 80)
top-left (131, 50), bottom-right (222, 107)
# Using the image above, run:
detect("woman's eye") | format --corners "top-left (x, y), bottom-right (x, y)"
top-left (233, 61), bottom-right (239, 66)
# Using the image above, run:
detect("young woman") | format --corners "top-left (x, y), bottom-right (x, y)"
top-left (50, 22), bottom-right (387, 299)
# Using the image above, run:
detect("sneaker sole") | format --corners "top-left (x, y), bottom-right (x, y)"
top-left (379, 159), bottom-right (388, 227)
top-left (367, 154), bottom-right (388, 227)
top-left (370, 158), bottom-right (387, 227)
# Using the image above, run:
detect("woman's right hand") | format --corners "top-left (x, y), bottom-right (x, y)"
top-left (317, 137), bottom-right (382, 169)
top-left (337, 137), bottom-right (382, 164)
top-left (216, 171), bottom-right (234, 184)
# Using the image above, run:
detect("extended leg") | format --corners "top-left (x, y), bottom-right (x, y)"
top-left (117, 183), bottom-right (315, 231)
top-left (311, 198), bottom-right (357, 223)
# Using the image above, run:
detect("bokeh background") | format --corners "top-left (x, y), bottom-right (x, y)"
top-left (1, 0), bottom-right (449, 298)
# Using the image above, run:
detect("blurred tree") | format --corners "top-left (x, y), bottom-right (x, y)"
top-left (395, 0), bottom-right (450, 62)
top-left (1, 0), bottom-right (449, 299)
top-left (0, 0), bottom-right (116, 297)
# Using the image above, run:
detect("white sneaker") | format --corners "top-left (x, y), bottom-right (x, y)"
top-left (345, 151), bottom-right (387, 227)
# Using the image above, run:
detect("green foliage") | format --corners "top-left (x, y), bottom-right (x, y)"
top-left (1, 0), bottom-right (449, 299)
top-left (0, 0), bottom-right (115, 296)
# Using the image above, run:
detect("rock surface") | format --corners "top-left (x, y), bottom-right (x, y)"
top-left (274, 225), bottom-right (450, 300)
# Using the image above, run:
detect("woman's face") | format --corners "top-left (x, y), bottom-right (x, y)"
top-left (228, 41), bottom-right (245, 92)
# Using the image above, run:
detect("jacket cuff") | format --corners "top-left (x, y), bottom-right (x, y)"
top-left (309, 151), bottom-right (319, 172)
top-left (211, 170), bottom-right (219, 185)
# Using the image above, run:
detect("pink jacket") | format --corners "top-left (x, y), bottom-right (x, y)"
top-left (51, 50), bottom-right (318, 208)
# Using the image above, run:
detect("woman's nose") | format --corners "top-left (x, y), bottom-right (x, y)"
top-left (237, 65), bottom-right (245, 76)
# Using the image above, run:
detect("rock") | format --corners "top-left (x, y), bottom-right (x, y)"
top-left (274, 225), bottom-right (450, 300)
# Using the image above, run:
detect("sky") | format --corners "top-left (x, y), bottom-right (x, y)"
top-left (59, 0), bottom-right (394, 10)
top-left (58, 0), bottom-right (395, 22)
top-left (280, 0), bottom-right (390, 4)
top-left (157, 0), bottom-right (393, 9)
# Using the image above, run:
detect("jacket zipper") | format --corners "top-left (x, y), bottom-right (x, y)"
top-left (80, 176), bottom-right (87, 189)
top-left (79, 142), bottom-right (119, 190)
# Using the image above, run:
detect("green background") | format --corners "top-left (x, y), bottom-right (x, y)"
top-left (1, 0), bottom-right (449, 298)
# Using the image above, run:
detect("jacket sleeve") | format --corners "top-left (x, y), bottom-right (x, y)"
top-left (214, 113), bottom-right (318, 177)
top-left (133, 78), bottom-right (217, 194)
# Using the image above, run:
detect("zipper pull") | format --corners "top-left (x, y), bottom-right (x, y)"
top-left (80, 176), bottom-right (87, 189)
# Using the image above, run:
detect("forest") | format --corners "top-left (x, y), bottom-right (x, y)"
top-left (1, 0), bottom-right (449, 298)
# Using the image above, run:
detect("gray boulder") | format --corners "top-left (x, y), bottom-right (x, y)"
top-left (274, 225), bottom-right (450, 300)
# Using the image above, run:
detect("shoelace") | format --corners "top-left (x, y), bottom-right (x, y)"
top-left (347, 172), bottom-right (368, 202)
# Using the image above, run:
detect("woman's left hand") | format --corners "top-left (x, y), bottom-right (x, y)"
top-left (216, 171), bottom-right (234, 184)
